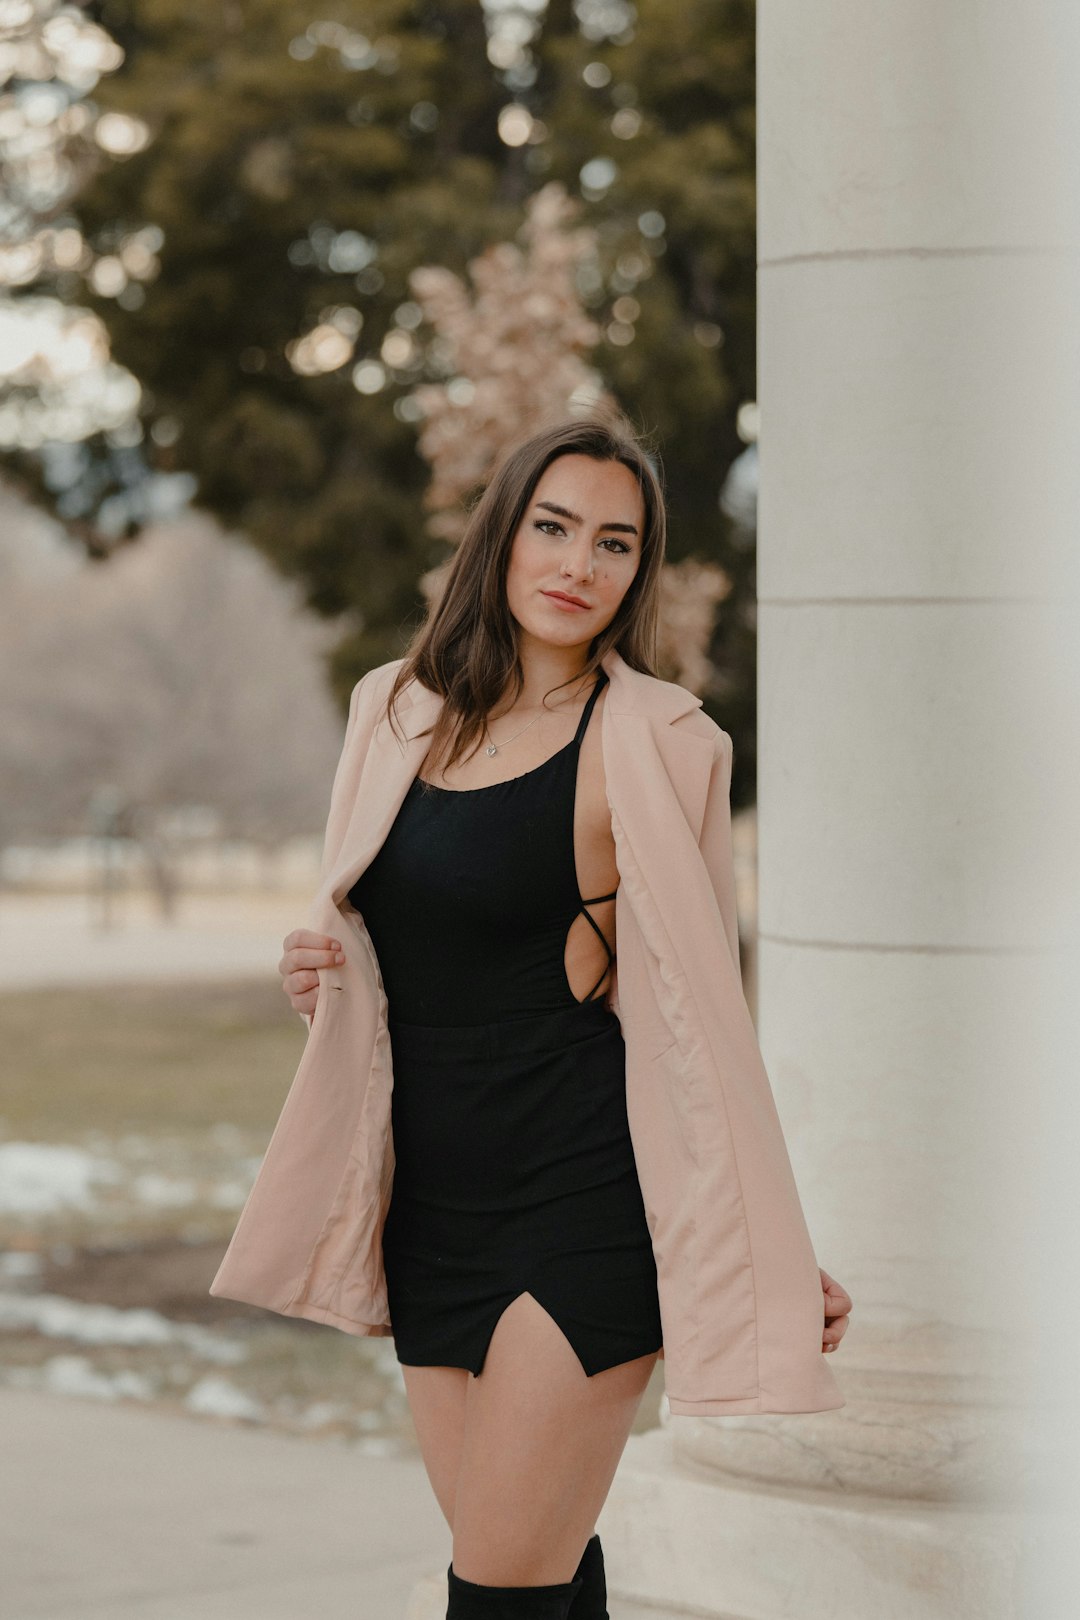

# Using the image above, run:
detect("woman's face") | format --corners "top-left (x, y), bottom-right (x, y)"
top-left (505, 454), bottom-right (645, 654)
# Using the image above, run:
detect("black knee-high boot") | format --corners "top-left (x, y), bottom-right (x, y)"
top-left (567, 1534), bottom-right (608, 1619)
top-left (446, 1562), bottom-right (583, 1618)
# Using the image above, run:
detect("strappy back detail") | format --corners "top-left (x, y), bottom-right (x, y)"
top-left (573, 886), bottom-right (619, 1002)
top-left (564, 673), bottom-right (618, 1004)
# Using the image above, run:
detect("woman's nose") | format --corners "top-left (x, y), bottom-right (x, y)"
top-left (562, 548), bottom-right (594, 581)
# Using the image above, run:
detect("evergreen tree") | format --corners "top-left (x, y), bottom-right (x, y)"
top-left (1, 0), bottom-right (757, 726)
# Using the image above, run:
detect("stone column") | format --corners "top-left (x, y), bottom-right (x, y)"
top-left (599, 3), bottom-right (1080, 1618)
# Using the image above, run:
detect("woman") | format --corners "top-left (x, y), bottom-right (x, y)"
top-left (214, 411), bottom-right (852, 1619)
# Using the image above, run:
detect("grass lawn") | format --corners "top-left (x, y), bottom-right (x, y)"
top-left (0, 977), bottom-right (312, 1254)
top-left (0, 977), bottom-right (306, 1140)
top-left (0, 976), bottom-right (665, 1439)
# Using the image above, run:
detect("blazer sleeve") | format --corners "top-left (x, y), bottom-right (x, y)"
top-left (696, 728), bottom-right (742, 976)
top-left (297, 670), bottom-right (373, 1033)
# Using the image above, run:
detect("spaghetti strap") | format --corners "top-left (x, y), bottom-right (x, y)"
top-left (571, 669), bottom-right (608, 747)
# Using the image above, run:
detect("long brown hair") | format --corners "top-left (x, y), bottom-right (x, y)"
top-left (381, 405), bottom-right (668, 773)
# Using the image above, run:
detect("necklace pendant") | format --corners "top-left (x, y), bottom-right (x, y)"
top-left (486, 742), bottom-right (498, 757)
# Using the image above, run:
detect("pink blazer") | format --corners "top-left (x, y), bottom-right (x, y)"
top-left (209, 645), bottom-right (845, 1417)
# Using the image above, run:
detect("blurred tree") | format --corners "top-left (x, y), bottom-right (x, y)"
top-left (405, 179), bottom-right (732, 695)
top-left (407, 182), bottom-right (609, 546)
top-left (0, 509), bottom-right (348, 856)
top-left (0, 0), bottom-right (757, 750)
top-left (530, 0), bottom-right (758, 757)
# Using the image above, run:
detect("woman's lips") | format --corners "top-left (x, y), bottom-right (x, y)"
top-left (542, 591), bottom-right (589, 612)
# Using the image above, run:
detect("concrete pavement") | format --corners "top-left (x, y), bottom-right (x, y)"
top-left (0, 1388), bottom-right (450, 1620)
top-left (2, 890), bottom-right (457, 1617)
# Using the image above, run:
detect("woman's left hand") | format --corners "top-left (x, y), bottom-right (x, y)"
top-left (820, 1267), bottom-right (852, 1354)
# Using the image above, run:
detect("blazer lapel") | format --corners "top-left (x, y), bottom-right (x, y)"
top-left (599, 646), bottom-right (715, 837)
top-left (324, 683), bottom-right (444, 909)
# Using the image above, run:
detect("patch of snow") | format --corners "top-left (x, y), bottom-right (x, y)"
top-left (0, 1291), bottom-right (247, 1362)
top-left (39, 1353), bottom-right (157, 1401)
top-left (0, 1250), bottom-right (43, 1279)
top-left (209, 1180), bottom-right (250, 1208)
top-left (130, 1172), bottom-right (198, 1207)
top-left (0, 1143), bottom-right (122, 1214)
top-left (185, 1375), bottom-right (266, 1422)
top-left (299, 1400), bottom-right (350, 1430)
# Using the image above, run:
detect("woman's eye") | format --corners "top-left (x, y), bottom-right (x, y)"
top-left (533, 519), bottom-right (629, 555)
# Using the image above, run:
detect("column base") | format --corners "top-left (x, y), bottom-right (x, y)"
top-left (595, 1427), bottom-right (1040, 1620)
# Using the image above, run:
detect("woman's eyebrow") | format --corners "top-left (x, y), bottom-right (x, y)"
top-left (534, 499), bottom-right (639, 537)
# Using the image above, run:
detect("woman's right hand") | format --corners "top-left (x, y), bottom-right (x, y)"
top-left (278, 930), bottom-right (346, 1018)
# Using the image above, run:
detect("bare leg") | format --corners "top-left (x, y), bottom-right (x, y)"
top-left (450, 1292), bottom-right (658, 1586)
top-left (401, 1363), bottom-right (471, 1530)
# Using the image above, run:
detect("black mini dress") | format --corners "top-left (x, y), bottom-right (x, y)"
top-left (347, 669), bottom-right (663, 1378)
